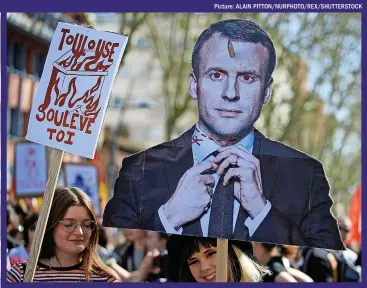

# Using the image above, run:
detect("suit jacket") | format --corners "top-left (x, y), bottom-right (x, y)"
top-left (103, 127), bottom-right (344, 250)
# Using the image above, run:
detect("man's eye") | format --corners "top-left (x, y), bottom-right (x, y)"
top-left (210, 72), bottom-right (224, 80)
top-left (240, 74), bottom-right (254, 82)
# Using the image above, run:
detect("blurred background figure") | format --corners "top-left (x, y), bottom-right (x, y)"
top-left (108, 229), bottom-right (172, 282)
top-left (146, 231), bottom-right (168, 252)
top-left (252, 243), bottom-right (298, 282)
top-left (111, 229), bottom-right (146, 271)
top-left (97, 224), bottom-right (111, 262)
top-left (301, 247), bottom-right (337, 282)
top-left (8, 213), bottom-right (38, 266)
top-left (278, 245), bottom-right (313, 282)
top-left (337, 215), bottom-right (359, 265)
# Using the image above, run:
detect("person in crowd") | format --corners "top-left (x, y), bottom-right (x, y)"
top-left (97, 223), bottom-right (111, 262)
top-left (109, 230), bottom-right (172, 282)
top-left (146, 231), bottom-right (169, 252)
top-left (7, 187), bottom-right (118, 282)
top-left (106, 249), bottom-right (162, 282)
top-left (6, 209), bottom-right (23, 250)
top-left (278, 245), bottom-right (313, 282)
top-left (166, 235), bottom-right (269, 282)
top-left (13, 204), bottom-right (28, 226)
top-left (331, 215), bottom-right (361, 281)
top-left (252, 242), bottom-right (298, 282)
top-left (8, 213), bottom-right (38, 266)
top-left (7, 227), bottom-right (24, 247)
top-left (111, 228), bottom-right (146, 272)
top-left (301, 247), bottom-right (338, 282)
top-left (337, 215), bottom-right (359, 265)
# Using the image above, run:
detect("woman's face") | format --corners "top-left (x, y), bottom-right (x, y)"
top-left (188, 245), bottom-right (218, 282)
top-left (53, 205), bottom-right (93, 257)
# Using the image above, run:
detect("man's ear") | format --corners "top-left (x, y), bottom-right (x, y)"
top-left (263, 77), bottom-right (273, 104)
top-left (189, 72), bottom-right (198, 100)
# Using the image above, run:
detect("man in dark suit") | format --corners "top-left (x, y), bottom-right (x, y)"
top-left (103, 19), bottom-right (344, 250)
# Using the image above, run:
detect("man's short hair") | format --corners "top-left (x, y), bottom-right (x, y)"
top-left (192, 19), bottom-right (277, 81)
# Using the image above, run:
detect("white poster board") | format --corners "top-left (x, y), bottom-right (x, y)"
top-left (26, 23), bottom-right (128, 158)
top-left (63, 163), bottom-right (101, 216)
top-left (15, 142), bottom-right (47, 197)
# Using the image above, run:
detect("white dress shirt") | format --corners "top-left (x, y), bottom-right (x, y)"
top-left (158, 124), bottom-right (271, 237)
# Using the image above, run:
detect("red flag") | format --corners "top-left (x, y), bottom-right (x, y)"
top-left (346, 183), bottom-right (361, 247)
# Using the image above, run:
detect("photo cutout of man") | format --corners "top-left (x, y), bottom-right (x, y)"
top-left (103, 19), bottom-right (344, 250)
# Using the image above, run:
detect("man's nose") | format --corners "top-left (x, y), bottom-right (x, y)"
top-left (223, 77), bottom-right (239, 101)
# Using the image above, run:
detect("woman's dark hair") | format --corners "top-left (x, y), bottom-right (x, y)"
top-left (192, 19), bottom-right (277, 81)
top-left (23, 213), bottom-right (38, 247)
top-left (178, 238), bottom-right (242, 282)
top-left (97, 223), bottom-right (107, 248)
top-left (14, 204), bottom-right (27, 225)
top-left (9, 228), bottom-right (22, 238)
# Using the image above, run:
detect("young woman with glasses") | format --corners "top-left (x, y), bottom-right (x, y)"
top-left (7, 187), bottom-right (118, 282)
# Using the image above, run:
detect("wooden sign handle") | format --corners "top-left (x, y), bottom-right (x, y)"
top-left (216, 238), bottom-right (228, 282)
top-left (24, 148), bottom-right (64, 282)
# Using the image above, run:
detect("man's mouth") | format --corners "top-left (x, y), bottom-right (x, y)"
top-left (202, 273), bottom-right (216, 281)
top-left (215, 109), bottom-right (243, 117)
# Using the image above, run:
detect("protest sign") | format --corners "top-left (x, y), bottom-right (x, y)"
top-left (23, 23), bottom-right (127, 282)
top-left (63, 163), bottom-right (101, 216)
top-left (26, 22), bottom-right (127, 158)
top-left (14, 142), bottom-right (47, 197)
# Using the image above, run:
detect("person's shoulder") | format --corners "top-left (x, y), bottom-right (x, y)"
top-left (261, 133), bottom-right (323, 167)
top-left (90, 270), bottom-right (119, 282)
top-left (8, 246), bottom-right (20, 256)
top-left (9, 245), bottom-right (26, 256)
top-left (7, 262), bottom-right (26, 283)
top-left (106, 274), bottom-right (119, 282)
top-left (120, 131), bottom-right (189, 168)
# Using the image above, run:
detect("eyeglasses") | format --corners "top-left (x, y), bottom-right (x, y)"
top-left (59, 219), bottom-right (95, 234)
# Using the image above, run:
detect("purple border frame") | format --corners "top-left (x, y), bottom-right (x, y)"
top-left (1, 0), bottom-right (365, 287)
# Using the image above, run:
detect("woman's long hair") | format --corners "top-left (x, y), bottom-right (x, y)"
top-left (39, 187), bottom-right (117, 281)
top-left (178, 237), bottom-right (269, 282)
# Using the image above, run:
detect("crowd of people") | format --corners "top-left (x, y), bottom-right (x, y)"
top-left (6, 187), bottom-right (361, 282)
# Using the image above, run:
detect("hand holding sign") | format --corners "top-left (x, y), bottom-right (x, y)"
top-left (162, 160), bottom-right (215, 229)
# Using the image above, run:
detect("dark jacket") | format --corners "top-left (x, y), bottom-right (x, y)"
top-left (103, 127), bottom-right (344, 249)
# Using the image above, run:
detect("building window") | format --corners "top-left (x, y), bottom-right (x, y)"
top-left (9, 108), bottom-right (21, 137)
top-left (13, 43), bottom-right (23, 71)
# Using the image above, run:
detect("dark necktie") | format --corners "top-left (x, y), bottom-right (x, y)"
top-left (207, 152), bottom-right (235, 238)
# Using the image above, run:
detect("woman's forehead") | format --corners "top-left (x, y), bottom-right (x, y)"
top-left (191, 243), bottom-right (216, 255)
top-left (62, 205), bottom-right (90, 219)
